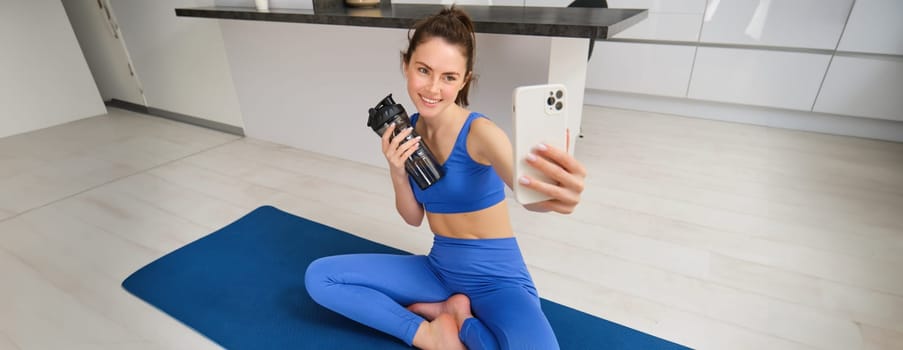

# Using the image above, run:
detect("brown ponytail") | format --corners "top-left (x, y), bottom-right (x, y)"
top-left (401, 6), bottom-right (477, 107)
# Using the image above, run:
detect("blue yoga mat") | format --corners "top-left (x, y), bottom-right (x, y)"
top-left (123, 206), bottom-right (689, 349)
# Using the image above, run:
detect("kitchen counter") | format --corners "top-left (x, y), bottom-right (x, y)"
top-left (176, 3), bottom-right (646, 40)
top-left (173, 2), bottom-right (647, 165)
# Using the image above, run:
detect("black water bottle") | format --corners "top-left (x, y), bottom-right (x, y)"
top-left (367, 94), bottom-right (444, 190)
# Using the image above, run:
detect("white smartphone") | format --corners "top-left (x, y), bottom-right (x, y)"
top-left (512, 83), bottom-right (569, 205)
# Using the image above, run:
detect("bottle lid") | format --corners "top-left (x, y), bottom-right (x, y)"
top-left (367, 94), bottom-right (406, 133)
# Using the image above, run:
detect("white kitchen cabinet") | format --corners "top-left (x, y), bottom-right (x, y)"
top-left (393, 0), bottom-right (517, 4)
top-left (837, 0), bottom-right (903, 55)
top-left (527, 0), bottom-right (706, 12)
top-left (814, 55), bottom-right (903, 122)
top-left (699, 0), bottom-right (853, 50)
top-left (586, 41), bottom-right (695, 97)
top-left (688, 47), bottom-right (831, 111)
top-left (524, 0), bottom-right (571, 7)
top-left (490, 0), bottom-right (525, 5)
top-left (606, 0), bottom-right (705, 41)
top-left (610, 13), bottom-right (702, 41)
top-left (608, 0), bottom-right (706, 13)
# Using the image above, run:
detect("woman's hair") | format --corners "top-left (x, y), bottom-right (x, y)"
top-left (401, 6), bottom-right (477, 107)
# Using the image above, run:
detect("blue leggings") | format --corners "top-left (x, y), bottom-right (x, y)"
top-left (305, 235), bottom-right (559, 349)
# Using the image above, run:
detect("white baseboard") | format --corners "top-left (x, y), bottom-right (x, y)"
top-left (584, 89), bottom-right (903, 143)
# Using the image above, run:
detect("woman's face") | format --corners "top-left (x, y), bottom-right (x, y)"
top-left (404, 37), bottom-right (469, 119)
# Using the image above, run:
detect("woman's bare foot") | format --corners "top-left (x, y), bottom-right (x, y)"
top-left (407, 301), bottom-right (444, 321)
top-left (408, 294), bottom-right (473, 327)
top-left (412, 314), bottom-right (466, 350)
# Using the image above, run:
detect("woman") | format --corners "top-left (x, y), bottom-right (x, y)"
top-left (306, 6), bottom-right (586, 349)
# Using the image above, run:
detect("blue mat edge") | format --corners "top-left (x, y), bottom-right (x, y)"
top-left (119, 205), bottom-right (415, 347)
top-left (121, 205), bottom-right (691, 349)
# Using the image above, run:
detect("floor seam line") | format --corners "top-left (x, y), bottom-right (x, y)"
top-left (0, 137), bottom-right (243, 223)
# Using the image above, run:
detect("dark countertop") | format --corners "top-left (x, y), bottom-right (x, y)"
top-left (175, 4), bottom-right (647, 40)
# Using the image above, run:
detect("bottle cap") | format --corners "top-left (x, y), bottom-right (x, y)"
top-left (367, 94), bottom-right (406, 134)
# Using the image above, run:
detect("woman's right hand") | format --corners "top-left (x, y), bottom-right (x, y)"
top-left (381, 123), bottom-right (421, 178)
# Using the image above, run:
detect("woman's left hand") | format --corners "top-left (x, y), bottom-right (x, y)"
top-left (519, 143), bottom-right (587, 214)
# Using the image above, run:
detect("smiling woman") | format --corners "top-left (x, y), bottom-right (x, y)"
top-left (401, 8), bottom-right (476, 114)
top-left (305, 6), bottom-right (588, 350)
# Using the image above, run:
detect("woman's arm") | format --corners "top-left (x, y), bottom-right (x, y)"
top-left (390, 171), bottom-right (424, 226)
top-left (381, 124), bottom-right (425, 226)
top-left (469, 118), bottom-right (586, 214)
top-left (467, 118), bottom-right (515, 188)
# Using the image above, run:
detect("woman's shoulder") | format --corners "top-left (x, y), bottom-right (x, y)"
top-left (466, 111), bottom-right (494, 128)
top-left (465, 111), bottom-right (511, 164)
top-left (468, 112), bottom-right (503, 137)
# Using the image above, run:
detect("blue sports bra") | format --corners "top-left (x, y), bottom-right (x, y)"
top-left (409, 112), bottom-right (506, 214)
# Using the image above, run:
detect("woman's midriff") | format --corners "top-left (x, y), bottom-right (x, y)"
top-left (425, 200), bottom-right (514, 239)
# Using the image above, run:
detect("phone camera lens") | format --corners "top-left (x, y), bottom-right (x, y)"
top-left (556, 90), bottom-right (563, 99)
top-left (555, 101), bottom-right (563, 111)
top-left (547, 97), bottom-right (555, 106)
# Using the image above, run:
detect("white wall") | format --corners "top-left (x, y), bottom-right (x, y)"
top-left (221, 22), bottom-right (406, 168)
top-left (219, 19), bottom-right (550, 168)
top-left (109, 0), bottom-right (244, 128)
top-left (0, 0), bottom-right (106, 139)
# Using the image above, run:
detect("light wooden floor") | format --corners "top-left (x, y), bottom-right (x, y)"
top-left (1, 106), bottom-right (901, 350)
